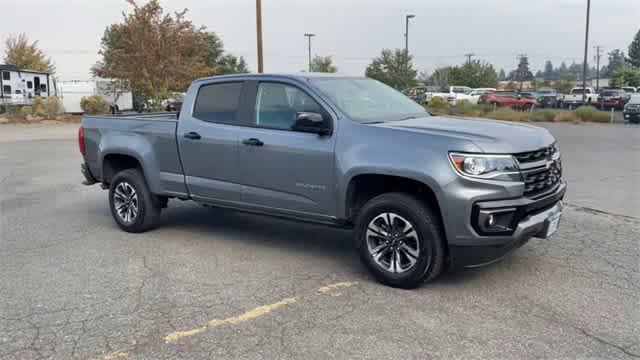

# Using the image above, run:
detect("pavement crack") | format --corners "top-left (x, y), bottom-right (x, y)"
top-left (575, 327), bottom-right (640, 358)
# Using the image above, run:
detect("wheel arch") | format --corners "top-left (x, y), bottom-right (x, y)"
top-left (342, 173), bottom-right (446, 239)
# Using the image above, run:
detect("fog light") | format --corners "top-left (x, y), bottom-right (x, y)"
top-left (477, 208), bottom-right (517, 234)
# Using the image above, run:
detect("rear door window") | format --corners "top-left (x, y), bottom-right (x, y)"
top-left (193, 82), bottom-right (243, 123)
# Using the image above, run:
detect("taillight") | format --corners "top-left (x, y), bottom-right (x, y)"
top-left (78, 127), bottom-right (86, 156)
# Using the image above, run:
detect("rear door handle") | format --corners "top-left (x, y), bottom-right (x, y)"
top-left (242, 138), bottom-right (264, 146)
top-left (184, 132), bottom-right (201, 140)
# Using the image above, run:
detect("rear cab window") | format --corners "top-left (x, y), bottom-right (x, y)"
top-left (193, 82), bottom-right (243, 123)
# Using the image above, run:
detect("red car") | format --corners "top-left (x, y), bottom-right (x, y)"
top-left (597, 89), bottom-right (628, 110)
top-left (479, 91), bottom-right (539, 109)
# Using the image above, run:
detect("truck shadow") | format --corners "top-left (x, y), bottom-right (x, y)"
top-left (156, 202), bottom-right (523, 288)
top-left (158, 202), bottom-right (367, 274)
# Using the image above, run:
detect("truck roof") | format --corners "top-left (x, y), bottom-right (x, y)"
top-left (192, 72), bottom-right (362, 84)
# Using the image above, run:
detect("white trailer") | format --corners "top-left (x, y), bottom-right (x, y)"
top-left (0, 64), bottom-right (57, 108)
top-left (58, 79), bottom-right (133, 114)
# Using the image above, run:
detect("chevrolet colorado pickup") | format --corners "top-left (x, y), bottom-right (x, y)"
top-left (79, 73), bottom-right (566, 288)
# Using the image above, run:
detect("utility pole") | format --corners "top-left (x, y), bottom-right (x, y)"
top-left (404, 14), bottom-right (415, 88)
top-left (256, 0), bottom-right (264, 73)
top-left (582, 0), bottom-right (591, 103)
top-left (304, 33), bottom-right (315, 72)
top-left (594, 45), bottom-right (602, 92)
top-left (516, 53), bottom-right (527, 91)
top-left (464, 53), bottom-right (475, 64)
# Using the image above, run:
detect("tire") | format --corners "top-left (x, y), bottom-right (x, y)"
top-left (109, 168), bottom-right (161, 233)
top-left (355, 193), bottom-right (445, 289)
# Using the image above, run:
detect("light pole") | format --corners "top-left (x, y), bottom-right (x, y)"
top-left (304, 33), bottom-right (315, 72)
top-left (582, 0), bottom-right (591, 103)
top-left (256, 0), bottom-right (263, 73)
top-left (404, 14), bottom-right (415, 87)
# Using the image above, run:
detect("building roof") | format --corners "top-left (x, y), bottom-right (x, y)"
top-left (0, 64), bottom-right (52, 75)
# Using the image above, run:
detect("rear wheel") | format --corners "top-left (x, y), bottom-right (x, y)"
top-left (109, 168), bottom-right (161, 233)
top-left (355, 193), bottom-right (445, 288)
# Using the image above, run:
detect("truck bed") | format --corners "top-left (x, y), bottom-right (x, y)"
top-left (82, 111), bottom-right (188, 197)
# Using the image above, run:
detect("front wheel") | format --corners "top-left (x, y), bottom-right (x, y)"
top-left (109, 168), bottom-right (161, 233)
top-left (355, 193), bottom-right (445, 288)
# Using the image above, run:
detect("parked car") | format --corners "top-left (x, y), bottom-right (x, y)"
top-left (402, 86), bottom-right (428, 104)
top-left (623, 94), bottom-right (640, 124)
top-left (79, 73), bottom-right (566, 288)
top-left (621, 86), bottom-right (637, 94)
top-left (597, 88), bottom-right (629, 110)
top-left (164, 92), bottom-right (185, 112)
top-left (468, 88), bottom-right (496, 104)
top-left (532, 88), bottom-right (558, 108)
top-left (479, 91), bottom-right (539, 109)
top-left (559, 87), bottom-right (598, 108)
top-left (425, 86), bottom-right (472, 105)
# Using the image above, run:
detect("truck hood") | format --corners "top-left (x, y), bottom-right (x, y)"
top-left (374, 116), bottom-right (555, 153)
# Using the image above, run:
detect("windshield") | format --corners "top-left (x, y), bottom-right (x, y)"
top-left (310, 78), bottom-right (427, 123)
top-left (571, 88), bottom-right (588, 94)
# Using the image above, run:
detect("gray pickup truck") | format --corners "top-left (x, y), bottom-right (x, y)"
top-left (79, 73), bottom-right (566, 288)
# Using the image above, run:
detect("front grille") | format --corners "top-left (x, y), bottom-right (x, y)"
top-left (514, 144), bottom-right (557, 164)
top-left (523, 161), bottom-right (562, 197)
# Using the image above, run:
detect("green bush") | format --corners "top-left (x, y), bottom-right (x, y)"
top-left (20, 106), bottom-right (33, 118)
top-left (32, 96), bottom-right (46, 116)
top-left (428, 96), bottom-right (448, 109)
top-left (553, 111), bottom-right (579, 123)
top-left (6, 105), bottom-right (22, 119)
top-left (529, 109), bottom-right (557, 122)
top-left (574, 106), bottom-right (610, 122)
top-left (80, 95), bottom-right (110, 115)
top-left (485, 107), bottom-right (528, 122)
top-left (43, 96), bottom-right (63, 119)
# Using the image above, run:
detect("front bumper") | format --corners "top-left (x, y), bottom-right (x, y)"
top-left (448, 181), bottom-right (566, 268)
top-left (624, 112), bottom-right (640, 122)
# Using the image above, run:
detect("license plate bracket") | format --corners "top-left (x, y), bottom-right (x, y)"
top-left (544, 213), bottom-right (561, 238)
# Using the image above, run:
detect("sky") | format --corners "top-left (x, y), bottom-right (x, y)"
top-left (0, 0), bottom-right (638, 80)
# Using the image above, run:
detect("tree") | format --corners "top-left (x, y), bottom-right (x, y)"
top-left (365, 49), bottom-right (417, 89)
top-left (612, 65), bottom-right (640, 87)
top-left (568, 62), bottom-right (583, 81)
top-left (534, 70), bottom-right (543, 78)
top-left (628, 29), bottom-right (640, 68)
top-left (428, 67), bottom-right (452, 88)
top-left (448, 60), bottom-right (498, 88)
top-left (93, 0), bottom-right (216, 110)
top-left (3, 33), bottom-right (55, 73)
top-left (605, 49), bottom-right (626, 77)
top-left (509, 56), bottom-right (533, 84)
top-left (543, 60), bottom-right (556, 80)
top-left (498, 68), bottom-right (506, 81)
top-left (201, 32), bottom-right (249, 74)
top-left (310, 56), bottom-right (337, 73)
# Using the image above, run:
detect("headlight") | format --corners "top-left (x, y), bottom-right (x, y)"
top-left (449, 153), bottom-right (521, 181)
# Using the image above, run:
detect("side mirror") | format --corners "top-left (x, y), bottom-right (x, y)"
top-left (292, 112), bottom-right (330, 135)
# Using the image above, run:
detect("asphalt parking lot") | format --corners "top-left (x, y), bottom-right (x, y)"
top-left (0, 122), bottom-right (638, 359)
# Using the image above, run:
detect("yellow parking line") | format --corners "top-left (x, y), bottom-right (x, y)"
top-left (95, 351), bottom-right (127, 360)
top-left (164, 297), bottom-right (298, 343)
top-left (164, 281), bottom-right (358, 343)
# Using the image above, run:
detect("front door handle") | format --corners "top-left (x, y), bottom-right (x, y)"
top-left (242, 138), bottom-right (264, 146)
top-left (184, 131), bottom-right (201, 140)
